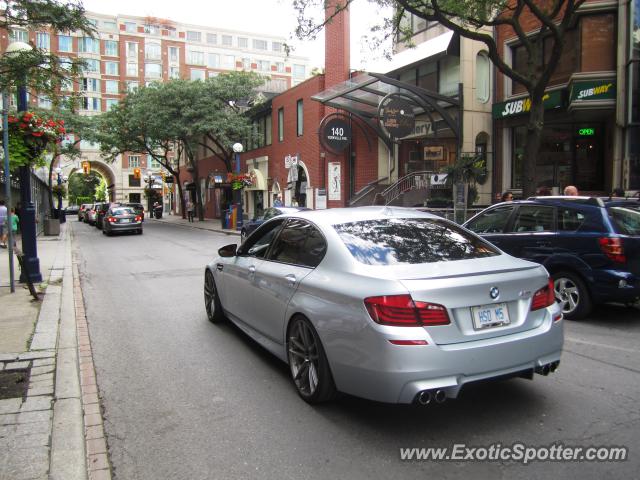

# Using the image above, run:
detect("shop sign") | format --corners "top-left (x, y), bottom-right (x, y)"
top-left (570, 80), bottom-right (616, 102)
top-left (577, 127), bottom-right (595, 136)
top-left (378, 94), bottom-right (416, 139)
top-left (321, 118), bottom-right (351, 152)
top-left (285, 154), bottom-right (299, 169)
top-left (492, 90), bottom-right (564, 119)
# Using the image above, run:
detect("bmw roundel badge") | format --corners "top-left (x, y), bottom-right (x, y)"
top-left (490, 287), bottom-right (500, 299)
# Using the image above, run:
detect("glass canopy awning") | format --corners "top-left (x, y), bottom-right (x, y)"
top-left (312, 72), bottom-right (461, 148)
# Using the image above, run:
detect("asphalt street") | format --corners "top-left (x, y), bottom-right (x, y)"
top-left (71, 218), bottom-right (640, 480)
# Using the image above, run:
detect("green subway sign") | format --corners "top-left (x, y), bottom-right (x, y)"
top-left (570, 80), bottom-right (616, 102)
top-left (492, 89), bottom-right (564, 119)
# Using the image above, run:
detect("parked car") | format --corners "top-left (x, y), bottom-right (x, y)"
top-left (204, 207), bottom-right (562, 405)
top-left (123, 203), bottom-right (144, 222)
top-left (85, 204), bottom-right (98, 225)
top-left (65, 204), bottom-right (79, 215)
top-left (78, 203), bottom-right (92, 222)
top-left (240, 206), bottom-right (310, 242)
top-left (102, 206), bottom-right (143, 236)
top-left (95, 202), bottom-right (119, 230)
top-left (464, 196), bottom-right (640, 319)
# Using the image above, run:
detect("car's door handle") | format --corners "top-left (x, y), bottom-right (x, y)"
top-left (248, 266), bottom-right (256, 274)
top-left (216, 264), bottom-right (223, 271)
top-left (285, 274), bottom-right (296, 286)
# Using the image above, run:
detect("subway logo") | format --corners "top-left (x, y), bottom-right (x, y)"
top-left (575, 83), bottom-right (613, 100)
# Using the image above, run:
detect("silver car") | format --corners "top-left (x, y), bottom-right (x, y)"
top-left (204, 207), bottom-right (563, 405)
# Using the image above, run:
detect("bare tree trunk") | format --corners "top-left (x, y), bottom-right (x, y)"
top-left (522, 99), bottom-right (545, 198)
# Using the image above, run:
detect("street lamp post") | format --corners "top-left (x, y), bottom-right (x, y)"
top-left (54, 167), bottom-right (68, 223)
top-left (143, 171), bottom-right (155, 217)
top-left (2, 92), bottom-right (16, 292)
top-left (232, 142), bottom-right (244, 230)
top-left (7, 41), bottom-right (42, 283)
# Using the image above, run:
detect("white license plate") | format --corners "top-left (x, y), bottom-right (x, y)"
top-left (120, 219), bottom-right (130, 223)
top-left (471, 303), bottom-right (510, 329)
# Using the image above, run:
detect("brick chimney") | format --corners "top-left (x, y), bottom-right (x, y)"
top-left (324, 0), bottom-right (350, 88)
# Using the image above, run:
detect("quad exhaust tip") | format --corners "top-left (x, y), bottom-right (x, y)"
top-left (536, 361), bottom-right (560, 376)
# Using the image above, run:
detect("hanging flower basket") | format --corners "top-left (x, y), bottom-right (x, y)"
top-left (2, 111), bottom-right (66, 170)
top-left (227, 172), bottom-right (254, 190)
top-left (51, 183), bottom-right (67, 198)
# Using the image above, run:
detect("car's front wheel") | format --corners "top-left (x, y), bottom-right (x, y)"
top-left (204, 269), bottom-right (225, 323)
top-left (287, 316), bottom-right (336, 403)
top-left (553, 270), bottom-right (592, 320)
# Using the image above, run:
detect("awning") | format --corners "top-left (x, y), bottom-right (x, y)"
top-left (367, 30), bottom-right (455, 74)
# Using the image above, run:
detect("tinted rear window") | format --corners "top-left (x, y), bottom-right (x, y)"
top-left (334, 218), bottom-right (500, 265)
top-left (112, 208), bottom-right (135, 215)
top-left (608, 207), bottom-right (640, 235)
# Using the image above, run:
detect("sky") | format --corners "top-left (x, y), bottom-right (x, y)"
top-left (81, 0), bottom-right (394, 70)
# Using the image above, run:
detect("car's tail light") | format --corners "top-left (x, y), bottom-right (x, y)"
top-left (107, 217), bottom-right (116, 223)
top-left (531, 279), bottom-right (555, 310)
top-left (135, 215), bottom-right (142, 222)
top-left (364, 294), bottom-right (450, 327)
top-left (598, 237), bottom-right (626, 263)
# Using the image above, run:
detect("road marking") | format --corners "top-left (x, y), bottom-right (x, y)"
top-left (565, 336), bottom-right (639, 354)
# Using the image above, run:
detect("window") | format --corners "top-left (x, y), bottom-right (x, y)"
top-left (128, 175), bottom-right (141, 187)
top-left (191, 69), bottom-right (205, 81)
top-left (418, 63), bottom-right (437, 91)
top-left (188, 50), bottom-right (205, 65)
top-left (207, 53), bottom-right (220, 68)
top-left (102, 20), bottom-right (117, 30)
top-left (465, 205), bottom-right (515, 234)
top-left (38, 96), bottom-right (52, 109)
top-left (104, 40), bottom-right (118, 56)
top-left (58, 35), bottom-right (72, 52)
top-left (265, 113), bottom-right (272, 146)
top-left (82, 59), bottom-right (100, 73)
top-left (187, 31), bottom-right (202, 42)
top-left (126, 42), bottom-right (138, 59)
top-left (124, 22), bottom-right (136, 33)
top-left (239, 219), bottom-right (286, 258)
top-left (144, 24), bottom-right (160, 35)
top-left (10, 30), bottom-right (28, 43)
top-left (296, 100), bottom-right (303, 136)
top-left (272, 41), bottom-right (283, 52)
top-left (129, 155), bottom-right (140, 167)
top-left (206, 33), bottom-right (217, 44)
top-left (81, 97), bottom-right (100, 111)
top-left (78, 37), bottom-right (100, 54)
top-left (475, 52), bottom-right (490, 103)
top-left (558, 208), bottom-right (586, 232)
top-left (268, 219), bottom-right (327, 267)
top-left (609, 206), bottom-right (640, 235)
top-left (224, 55), bottom-right (235, 68)
top-left (126, 81), bottom-right (139, 91)
top-left (513, 206), bottom-right (555, 232)
top-left (145, 63), bottom-right (162, 78)
top-left (150, 158), bottom-right (161, 169)
top-left (439, 56), bottom-right (460, 96)
top-left (242, 57), bottom-right (251, 70)
top-left (253, 39), bottom-right (267, 50)
top-left (275, 62), bottom-right (284, 73)
top-left (238, 37), bottom-right (248, 48)
top-left (293, 64), bottom-right (305, 78)
top-left (257, 60), bottom-right (270, 71)
top-left (145, 42), bottom-right (161, 60)
top-left (81, 78), bottom-right (100, 92)
top-left (105, 80), bottom-right (119, 94)
top-left (105, 61), bottom-right (119, 76)
top-left (126, 62), bottom-right (138, 77)
top-left (169, 46), bottom-right (179, 63)
top-left (105, 98), bottom-right (119, 110)
top-left (36, 32), bottom-right (50, 50)
top-left (169, 67), bottom-right (180, 79)
top-left (278, 108), bottom-right (284, 142)
top-left (222, 35), bottom-right (233, 46)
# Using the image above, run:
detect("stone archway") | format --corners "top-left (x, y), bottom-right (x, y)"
top-left (62, 159), bottom-right (117, 202)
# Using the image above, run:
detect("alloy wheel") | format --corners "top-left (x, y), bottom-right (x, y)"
top-left (554, 276), bottom-right (580, 315)
top-left (288, 320), bottom-right (320, 397)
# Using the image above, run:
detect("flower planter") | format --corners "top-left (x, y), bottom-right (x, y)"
top-left (44, 218), bottom-right (60, 236)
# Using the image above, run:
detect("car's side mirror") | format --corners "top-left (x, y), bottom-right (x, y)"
top-left (218, 244), bottom-right (237, 257)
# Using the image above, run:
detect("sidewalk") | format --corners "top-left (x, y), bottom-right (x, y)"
top-left (0, 223), bottom-right (110, 480)
top-left (150, 211), bottom-right (241, 237)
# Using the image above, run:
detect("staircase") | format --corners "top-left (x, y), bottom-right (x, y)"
top-left (380, 171), bottom-right (434, 207)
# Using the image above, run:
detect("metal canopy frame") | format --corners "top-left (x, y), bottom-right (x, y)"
top-left (311, 73), bottom-right (462, 148)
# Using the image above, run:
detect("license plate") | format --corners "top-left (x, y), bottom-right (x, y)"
top-left (120, 219), bottom-right (130, 223)
top-left (471, 303), bottom-right (510, 329)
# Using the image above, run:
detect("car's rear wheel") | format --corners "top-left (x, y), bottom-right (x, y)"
top-left (204, 269), bottom-right (224, 323)
top-left (553, 271), bottom-right (592, 320)
top-left (287, 316), bottom-right (336, 403)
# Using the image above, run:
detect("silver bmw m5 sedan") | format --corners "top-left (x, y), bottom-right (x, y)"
top-left (204, 207), bottom-right (564, 405)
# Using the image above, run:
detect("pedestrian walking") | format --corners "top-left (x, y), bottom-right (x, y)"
top-left (10, 207), bottom-right (19, 251)
top-left (187, 200), bottom-right (194, 222)
top-left (564, 185), bottom-right (579, 196)
top-left (0, 199), bottom-right (8, 248)
top-left (501, 191), bottom-right (513, 202)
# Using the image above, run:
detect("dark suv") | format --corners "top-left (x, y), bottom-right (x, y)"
top-left (464, 197), bottom-right (640, 319)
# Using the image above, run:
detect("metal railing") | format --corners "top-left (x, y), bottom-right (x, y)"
top-left (380, 171), bottom-right (433, 205)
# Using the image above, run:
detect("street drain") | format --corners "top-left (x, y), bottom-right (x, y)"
top-left (0, 368), bottom-right (30, 400)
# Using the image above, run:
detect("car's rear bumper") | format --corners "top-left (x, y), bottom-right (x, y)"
top-left (106, 223), bottom-right (142, 233)
top-left (327, 311), bottom-right (563, 404)
top-left (591, 269), bottom-right (640, 304)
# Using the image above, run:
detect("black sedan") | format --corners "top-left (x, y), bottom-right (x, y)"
top-left (102, 206), bottom-right (143, 236)
top-left (240, 206), bottom-right (309, 242)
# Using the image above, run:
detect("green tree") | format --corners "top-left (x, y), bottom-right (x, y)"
top-left (67, 170), bottom-right (100, 204)
top-left (293, 0), bottom-right (586, 197)
top-left (94, 72), bottom-right (264, 220)
top-left (94, 176), bottom-right (107, 201)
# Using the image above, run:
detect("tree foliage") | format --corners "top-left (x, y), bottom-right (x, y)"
top-left (93, 72), bottom-right (265, 219)
top-left (293, 0), bottom-right (586, 196)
